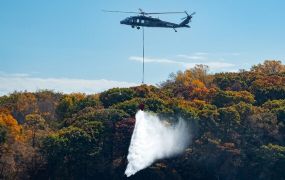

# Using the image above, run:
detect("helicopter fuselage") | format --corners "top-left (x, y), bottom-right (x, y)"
top-left (120, 15), bottom-right (190, 29)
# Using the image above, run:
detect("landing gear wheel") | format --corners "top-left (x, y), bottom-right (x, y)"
top-left (132, 25), bottom-right (135, 28)
top-left (137, 26), bottom-right (140, 30)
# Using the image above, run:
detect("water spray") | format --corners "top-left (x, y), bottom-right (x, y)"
top-left (125, 110), bottom-right (191, 177)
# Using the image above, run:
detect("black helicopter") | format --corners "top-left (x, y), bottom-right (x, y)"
top-left (103, 9), bottom-right (195, 32)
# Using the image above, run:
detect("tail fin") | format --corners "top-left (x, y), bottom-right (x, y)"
top-left (179, 11), bottom-right (195, 27)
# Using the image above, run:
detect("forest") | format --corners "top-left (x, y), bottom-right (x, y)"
top-left (0, 60), bottom-right (285, 180)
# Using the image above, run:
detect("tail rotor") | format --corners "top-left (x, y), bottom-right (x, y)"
top-left (181, 11), bottom-right (196, 21)
top-left (179, 11), bottom-right (195, 27)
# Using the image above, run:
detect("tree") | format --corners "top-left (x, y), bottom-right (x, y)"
top-left (213, 72), bottom-right (257, 91)
top-left (246, 109), bottom-right (279, 144)
top-left (251, 60), bottom-right (285, 74)
top-left (24, 114), bottom-right (45, 148)
top-left (113, 97), bottom-right (172, 116)
top-left (0, 110), bottom-right (33, 179)
top-left (218, 107), bottom-right (240, 141)
top-left (0, 110), bottom-right (22, 141)
top-left (189, 64), bottom-right (213, 87)
top-left (132, 84), bottom-right (160, 98)
top-left (75, 94), bottom-right (103, 111)
top-left (56, 93), bottom-right (85, 119)
top-left (42, 125), bottom-right (105, 179)
top-left (250, 75), bottom-right (285, 104)
top-left (0, 125), bottom-right (7, 145)
top-left (262, 99), bottom-right (285, 122)
top-left (99, 88), bottom-right (135, 108)
top-left (7, 92), bottom-right (38, 123)
top-left (161, 66), bottom-right (213, 100)
top-left (23, 114), bottom-right (47, 179)
top-left (34, 90), bottom-right (62, 122)
top-left (211, 90), bottom-right (255, 107)
top-left (250, 144), bottom-right (285, 179)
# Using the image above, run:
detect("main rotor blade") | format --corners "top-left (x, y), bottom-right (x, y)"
top-left (102, 10), bottom-right (138, 14)
top-left (102, 10), bottom-right (189, 15)
top-left (146, 12), bottom-right (185, 15)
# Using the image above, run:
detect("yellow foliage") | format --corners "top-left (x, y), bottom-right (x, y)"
top-left (16, 93), bottom-right (37, 113)
top-left (0, 110), bottom-right (22, 141)
top-left (192, 79), bottom-right (206, 89)
top-left (176, 70), bottom-right (192, 87)
top-left (69, 93), bottom-right (85, 100)
top-left (63, 93), bottom-right (86, 107)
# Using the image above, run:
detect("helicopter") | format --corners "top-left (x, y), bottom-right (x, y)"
top-left (103, 9), bottom-right (195, 32)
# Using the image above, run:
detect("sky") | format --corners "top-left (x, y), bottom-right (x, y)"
top-left (1, 0), bottom-right (285, 95)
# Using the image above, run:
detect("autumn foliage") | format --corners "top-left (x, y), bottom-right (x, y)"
top-left (0, 60), bottom-right (285, 179)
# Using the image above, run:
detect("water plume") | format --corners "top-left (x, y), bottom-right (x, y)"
top-left (125, 110), bottom-right (191, 177)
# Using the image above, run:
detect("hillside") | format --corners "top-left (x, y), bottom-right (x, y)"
top-left (0, 60), bottom-right (285, 180)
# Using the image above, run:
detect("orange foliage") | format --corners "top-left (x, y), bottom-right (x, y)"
top-left (0, 110), bottom-right (22, 141)
top-left (192, 79), bottom-right (206, 89)
top-left (253, 76), bottom-right (285, 87)
top-left (176, 70), bottom-right (193, 87)
top-left (16, 93), bottom-right (37, 113)
top-left (251, 60), bottom-right (285, 74)
top-left (190, 80), bottom-right (213, 101)
top-left (176, 98), bottom-right (210, 111)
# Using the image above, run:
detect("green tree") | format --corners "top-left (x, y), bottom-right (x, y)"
top-left (56, 93), bottom-right (85, 119)
top-left (213, 72), bottom-right (256, 91)
top-left (250, 144), bottom-right (285, 179)
top-left (113, 97), bottom-right (172, 116)
top-left (42, 125), bottom-right (105, 179)
top-left (99, 88), bottom-right (135, 108)
top-left (0, 125), bottom-right (7, 144)
top-left (262, 99), bottom-right (285, 122)
top-left (218, 107), bottom-right (240, 141)
top-left (212, 90), bottom-right (255, 107)
top-left (250, 76), bottom-right (285, 104)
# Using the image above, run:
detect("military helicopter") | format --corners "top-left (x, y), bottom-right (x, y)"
top-left (103, 9), bottom-right (195, 32)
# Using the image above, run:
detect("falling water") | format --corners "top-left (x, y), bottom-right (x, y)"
top-left (125, 110), bottom-right (191, 177)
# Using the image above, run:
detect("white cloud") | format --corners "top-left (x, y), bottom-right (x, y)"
top-left (0, 73), bottom-right (138, 96)
top-left (129, 56), bottom-right (235, 71)
top-left (130, 56), bottom-right (182, 65)
top-left (194, 52), bottom-right (209, 56)
top-left (177, 54), bottom-right (206, 60)
top-left (193, 52), bottom-right (240, 56)
top-left (177, 52), bottom-right (240, 60)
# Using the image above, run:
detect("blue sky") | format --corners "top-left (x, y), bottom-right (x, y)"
top-left (1, 0), bottom-right (285, 95)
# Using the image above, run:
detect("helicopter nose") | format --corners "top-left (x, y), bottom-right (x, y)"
top-left (120, 18), bottom-right (129, 25)
top-left (120, 20), bottom-right (126, 24)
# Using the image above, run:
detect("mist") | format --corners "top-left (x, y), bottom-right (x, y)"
top-left (125, 110), bottom-right (191, 177)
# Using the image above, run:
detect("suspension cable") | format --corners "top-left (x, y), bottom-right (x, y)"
top-left (142, 27), bottom-right (145, 84)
